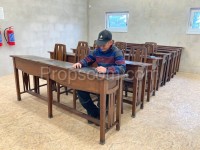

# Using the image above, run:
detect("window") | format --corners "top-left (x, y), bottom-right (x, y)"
top-left (187, 8), bottom-right (200, 34)
top-left (0, 7), bottom-right (4, 19)
top-left (105, 12), bottom-right (129, 32)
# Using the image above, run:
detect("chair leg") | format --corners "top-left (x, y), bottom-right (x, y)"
top-left (57, 83), bottom-right (60, 103)
top-left (33, 76), bottom-right (40, 94)
top-left (121, 84), bottom-right (125, 114)
top-left (147, 72), bottom-right (152, 102)
top-left (36, 77), bottom-right (40, 94)
top-left (132, 80), bottom-right (138, 118)
top-left (73, 89), bottom-right (77, 109)
top-left (65, 87), bottom-right (68, 95)
top-left (125, 85), bottom-right (128, 97)
top-left (140, 102), bottom-right (144, 109)
top-left (121, 100), bottom-right (123, 114)
top-left (52, 81), bottom-right (57, 91)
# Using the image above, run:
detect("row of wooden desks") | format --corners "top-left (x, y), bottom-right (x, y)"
top-left (124, 44), bottom-right (182, 92)
top-left (11, 55), bottom-right (125, 144)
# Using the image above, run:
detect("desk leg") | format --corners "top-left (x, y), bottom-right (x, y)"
top-left (47, 78), bottom-right (53, 118)
top-left (147, 71), bottom-right (152, 102)
top-left (116, 79), bottom-right (122, 130)
top-left (141, 68), bottom-right (147, 109)
top-left (156, 60), bottom-right (162, 91)
top-left (132, 68), bottom-right (138, 118)
top-left (153, 69), bottom-right (158, 96)
top-left (33, 76), bottom-right (40, 94)
top-left (14, 67), bottom-right (21, 101)
top-left (100, 80), bottom-right (106, 145)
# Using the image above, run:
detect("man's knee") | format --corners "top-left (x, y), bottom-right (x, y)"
top-left (77, 90), bottom-right (91, 104)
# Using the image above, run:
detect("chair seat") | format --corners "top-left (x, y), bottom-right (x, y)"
top-left (124, 77), bottom-right (133, 83)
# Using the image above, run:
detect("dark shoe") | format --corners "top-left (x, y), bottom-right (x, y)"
top-left (87, 115), bottom-right (100, 126)
top-left (88, 121), bottom-right (99, 126)
top-left (88, 120), bottom-right (93, 124)
top-left (97, 101), bottom-right (100, 108)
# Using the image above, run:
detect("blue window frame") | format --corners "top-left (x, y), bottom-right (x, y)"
top-left (187, 8), bottom-right (200, 34)
top-left (105, 12), bottom-right (129, 32)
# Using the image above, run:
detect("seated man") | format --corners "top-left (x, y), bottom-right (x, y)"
top-left (72, 29), bottom-right (126, 123)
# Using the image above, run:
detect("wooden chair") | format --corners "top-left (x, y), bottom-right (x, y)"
top-left (52, 44), bottom-right (69, 102)
top-left (90, 40), bottom-right (98, 50)
top-left (127, 46), bottom-right (147, 62)
top-left (78, 41), bottom-right (88, 47)
top-left (125, 43), bottom-right (160, 101)
top-left (145, 43), bottom-right (170, 93)
top-left (126, 43), bottom-right (144, 51)
top-left (74, 45), bottom-right (89, 62)
top-left (31, 44), bottom-right (68, 102)
top-left (72, 41), bottom-right (89, 57)
top-left (51, 42), bottom-right (90, 108)
top-left (115, 41), bottom-right (127, 56)
top-left (53, 44), bottom-right (67, 61)
top-left (73, 44), bottom-right (90, 109)
top-left (145, 42), bottom-right (157, 55)
top-left (133, 44), bottom-right (157, 98)
top-left (123, 46), bottom-right (147, 117)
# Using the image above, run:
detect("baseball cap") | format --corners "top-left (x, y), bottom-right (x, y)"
top-left (96, 30), bottom-right (112, 46)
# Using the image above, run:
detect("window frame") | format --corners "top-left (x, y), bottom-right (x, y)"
top-left (187, 8), bottom-right (200, 34)
top-left (105, 11), bottom-right (129, 33)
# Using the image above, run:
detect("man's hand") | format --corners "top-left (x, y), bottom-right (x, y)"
top-left (72, 63), bottom-right (82, 69)
top-left (96, 66), bottom-right (107, 73)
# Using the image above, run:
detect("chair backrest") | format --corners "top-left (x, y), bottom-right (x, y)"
top-left (75, 45), bottom-right (89, 62)
top-left (93, 40), bottom-right (98, 49)
top-left (126, 43), bottom-right (144, 50)
top-left (90, 40), bottom-right (98, 50)
top-left (115, 41), bottom-right (127, 56)
top-left (145, 42), bottom-right (157, 55)
top-left (128, 46), bottom-right (147, 63)
top-left (78, 41), bottom-right (88, 47)
top-left (53, 43), bottom-right (67, 61)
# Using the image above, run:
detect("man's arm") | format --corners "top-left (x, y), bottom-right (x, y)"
top-left (107, 50), bottom-right (126, 74)
top-left (79, 50), bottom-right (96, 67)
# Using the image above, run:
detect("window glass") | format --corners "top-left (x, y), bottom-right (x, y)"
top-left (187, 8), bottom-right (200, 34)
top-left (106, 12), bottom-right (129, 32)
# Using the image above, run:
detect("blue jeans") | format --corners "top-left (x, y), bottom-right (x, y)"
top-left (77, 90), bottom-right (100, 118)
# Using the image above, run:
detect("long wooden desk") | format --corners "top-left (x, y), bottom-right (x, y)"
top-left (145, 55), bottom-right (163, 96)
top-left (157, 49), bottom-right (177, 80)
top-left (153, 52), bottom-right (170, 87)
top-left (11, 55), bottom-right (125, 144)
top-left (125, 60), bottom-right (152, 117)
top-left (157, 45), bottom-right (183, 72)
top-left (124, 53), bottom-right (161, 100)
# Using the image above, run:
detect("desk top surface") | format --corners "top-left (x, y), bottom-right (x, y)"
top-left (11, 55), bottom-right (126, 80)
top-left (154, 52), bottom-right (171, 56)
top-left (11, 55), bottom-right (73, 68)
top-left (125, 60), bottom-right (152, 67)
top-left (147, 56), bottom-right (163, 60)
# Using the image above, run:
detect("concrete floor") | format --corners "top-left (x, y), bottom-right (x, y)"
top-left (0, 72), bottom-right (200, 150)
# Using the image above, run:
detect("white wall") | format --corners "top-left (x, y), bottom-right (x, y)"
top-left (0, 0), bottom-right (88, 76)
top-left (88, 0), bottom-right (200, 74)
top-left (1, 0), bottom-right (200, 76)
